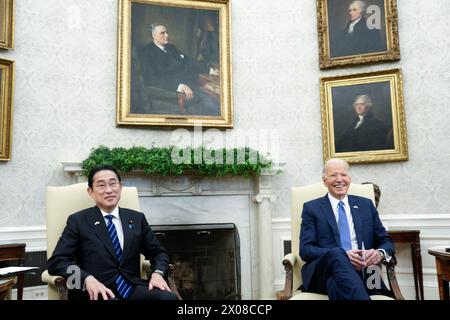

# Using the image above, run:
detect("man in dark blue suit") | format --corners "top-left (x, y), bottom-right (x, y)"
top-left (299, 159), bottom-right (394, 299)
top-left (48, 165), bottom-right (177, 300)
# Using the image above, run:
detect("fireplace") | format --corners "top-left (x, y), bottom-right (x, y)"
top-left (152, 223), bottom-right (241, 300)
top-left (63, 163), bottom-right (278, 299)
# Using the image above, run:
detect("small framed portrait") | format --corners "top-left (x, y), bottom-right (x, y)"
top-left (117, 0), bottom-right (233, 128)
top-left (0, 0), bottom-right (15, 49)
top-left (320, 68), bottom-right (408, 164)
top-left (0, 58), bottom-right (14, 161)
top-left (317, 0), bottom-right (400, 69)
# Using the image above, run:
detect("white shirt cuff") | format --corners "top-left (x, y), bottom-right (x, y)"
top-left (377, 249), bottom-right (391, 262)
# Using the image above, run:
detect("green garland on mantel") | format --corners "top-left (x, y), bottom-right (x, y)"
top-left (81, 145), bottom-right (279, 178)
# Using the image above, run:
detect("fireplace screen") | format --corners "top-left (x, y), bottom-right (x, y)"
top-left (152, 223), bottom-right (241, 300)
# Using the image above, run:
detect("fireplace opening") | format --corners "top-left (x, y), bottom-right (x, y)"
top-left (152, 223), bottom-right (241, 300)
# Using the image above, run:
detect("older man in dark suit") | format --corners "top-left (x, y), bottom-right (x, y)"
top-left (47, 165), bottom-right (177, 300)
top-left (299, 159), bottom-right (394, 299)
top-left (139, 23), bottom-right (220, 116)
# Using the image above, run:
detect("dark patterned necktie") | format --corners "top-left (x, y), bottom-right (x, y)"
top-left (105, 215), bottom-right (132, 299)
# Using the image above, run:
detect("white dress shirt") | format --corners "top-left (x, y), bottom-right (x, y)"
top-left (354, 115), bottom-right (364, 129)
top-left (328, 194), bottom-right (358, 250)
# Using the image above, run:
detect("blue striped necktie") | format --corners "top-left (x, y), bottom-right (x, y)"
top-left (338, 201), bottom-right (352, 251)
top-left (105, 215), bottom-right (132, 299)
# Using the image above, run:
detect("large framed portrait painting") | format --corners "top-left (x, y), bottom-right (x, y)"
top-left (0, 58), bottom-right (14, 161)
top-left (117, 0), bottom-right (232, 128)
top-left (317, 0), bottom-right (400, 69)
top-left (320, 69), bottom-right (407, 164)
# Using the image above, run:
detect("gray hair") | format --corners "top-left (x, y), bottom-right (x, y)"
top-left (322, 158), bottom-right (351, 178)
top-left (350, 0), bottom-right (367, 13)
top-left (353, 94), bottom-right (373, 108)
top-left (149, 23), bottom-right (166, 38)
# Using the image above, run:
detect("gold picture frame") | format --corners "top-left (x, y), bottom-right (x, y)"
top-left (320, 68), bottom-right (407, 164)
top-left (317, 0), bottom-right (400, 69)
top-left (117, 0), bottom-right (233, 128)
top-left (0, 58), bottom-right (14, 161)
top-left (0, 0), bottom-right (15, 49)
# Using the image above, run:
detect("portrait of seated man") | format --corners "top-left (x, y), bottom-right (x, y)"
top-left (335, 94), bottom-right (393, 153)
top-left (136, 23), bottom-right (220, 116)
top-left (330, 0), bottom-right (386, 58)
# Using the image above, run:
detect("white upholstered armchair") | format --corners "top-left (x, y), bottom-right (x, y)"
top-left (280, 182), bottom-right (403, 300)
top-left (41, 182), bottom-right (180, 300)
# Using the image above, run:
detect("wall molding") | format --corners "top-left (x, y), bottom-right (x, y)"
top-left (0, 225), bottom-right (47, 252)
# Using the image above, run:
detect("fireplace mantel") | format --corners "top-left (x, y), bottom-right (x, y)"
top-left (62, 162), bottom-right (280, 299)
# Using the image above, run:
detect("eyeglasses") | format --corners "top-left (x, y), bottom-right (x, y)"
top-left (93, 180), bottom-right (120, 192)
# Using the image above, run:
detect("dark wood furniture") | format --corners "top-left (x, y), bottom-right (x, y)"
top-left (0, 279), bottom-right (15, 300)
top-left (0, 243), bottom-right (26, 300)
top-left (388, 230), bottom-right (424, 300)
top-left (428, 246), bottom-right (450, 300)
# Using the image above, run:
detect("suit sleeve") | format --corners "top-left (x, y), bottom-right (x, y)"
top-left (299, 203), bottom-right (332, 262)
top-left (47, 215), bottom-right (91, 285)
top-left (140, 214), bottom-right (170, 273)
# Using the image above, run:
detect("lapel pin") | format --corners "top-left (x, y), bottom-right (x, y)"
top-left (353, 205), bottom-right (358, 209)
top-left (94, 221), bottom-right (100, 226)
top-left (128, 220), bottom-right (135, 230)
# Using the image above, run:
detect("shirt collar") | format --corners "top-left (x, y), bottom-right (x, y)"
top-left (154, 42), bottom-right (166, 52)
top-left (100, 206), bottom-right (120, 219)
top-left (327, 193), bottom-right (350, 210)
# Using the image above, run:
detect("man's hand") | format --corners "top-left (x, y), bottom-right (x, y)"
top-left (346, 249), bottom-right (365, 271)
top-left (85, 275), bottom-right (115, 300)
top-left (177, 84), bottom-right (194, 100)
top-left (363, 249), bottom-right (383, 267)
top-left (148, 272), bottom-right (171, 292)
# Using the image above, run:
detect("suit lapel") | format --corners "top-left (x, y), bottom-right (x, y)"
top-left (88, 207), bottom-right (117, 260)
top-left (319, 196), bottom-right (340, 245)
top-left (119, 208), bottom-right (133, 263)
top-left (348, 196), bottom-right (363, 249)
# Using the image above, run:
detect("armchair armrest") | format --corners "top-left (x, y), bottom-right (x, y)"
top-left (283, 252), bottom-right (297, 268)
top-left (280, 253), bottom-right (298, 300)
top-left (141, 260), bottom-right (182, 300)
top-left (167, 264), bottom-right (182, 300)
top-left (41, 269), bottom-right (68, 300)
top-left (382, 256), bottom-right (404, 300)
